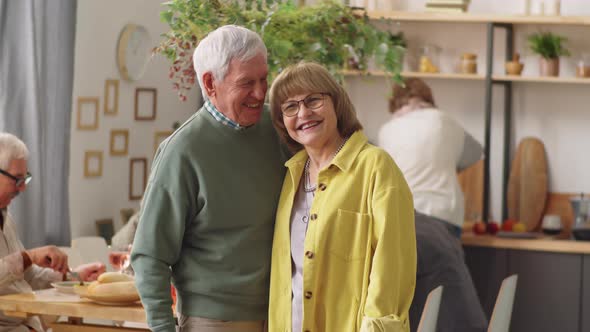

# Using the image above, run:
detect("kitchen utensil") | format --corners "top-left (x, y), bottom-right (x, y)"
top-left (541, 214), bottom-right (562, 235)
top-left (570, 194), bottom-right (590, 241)
top-left (507, 137), bottom-right (548, 232)
top-left (67, 269), bottom-right (84, 286)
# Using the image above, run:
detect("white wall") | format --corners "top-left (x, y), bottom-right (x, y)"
top-left (69, 0), bottom-right (590, 237)
top-left (70, 0), bottom-right (199, 239)
top-left (349, 0), bottom-right (590, 220)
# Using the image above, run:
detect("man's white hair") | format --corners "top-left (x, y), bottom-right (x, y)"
top-left (0, 132), bottom-right (29, 170)
top-left (193, 25), bottom-right (267, 101)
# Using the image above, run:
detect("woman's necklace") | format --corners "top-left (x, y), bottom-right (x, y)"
top-left (301, 136), bottom-right (350, 223)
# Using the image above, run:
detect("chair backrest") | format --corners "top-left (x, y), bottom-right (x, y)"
top-left (57, 246), bottom-right (84, 268)
top-left (488, 274), bottom-right (518, 332)
top-left (417, 285), bottom-right (444, 332)
top-left (71, 236), bottom-right (112, 271)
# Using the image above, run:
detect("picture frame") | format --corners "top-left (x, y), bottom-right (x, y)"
top-left (104, 79), bottom-right (120, 116)
top-left (84, 151), bottom-right (103, 178)
top-left (77, 97), bottom-right (99, 130)
top-left (154, 130), bottom-right (173, 155)
top-left (95, 219), bottom-right (115, 245)
top-left (134, 88), bottom-right (157, 121)
top-left (129, 158), bottom-right (147, 200)
top-left (110, 129), bottom-right (129, 156)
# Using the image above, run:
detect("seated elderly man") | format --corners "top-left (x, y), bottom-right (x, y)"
top-left (0, 132), bottom-right (105, 332)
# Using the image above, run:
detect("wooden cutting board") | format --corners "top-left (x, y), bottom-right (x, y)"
top-left (507, 137), bottom-right (548, 231)
top-left (458, 159), bottom-right (484, 223)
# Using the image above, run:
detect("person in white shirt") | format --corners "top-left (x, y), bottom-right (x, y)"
top-left (378, 77), bottom-right (483, 237)
top-left (0, 132), bottom-right (105, 332)
top-left (378, 78), bottom-right (487, 332)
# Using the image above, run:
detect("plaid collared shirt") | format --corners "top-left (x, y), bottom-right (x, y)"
top-left (204, 100), bottom-right (244, 130)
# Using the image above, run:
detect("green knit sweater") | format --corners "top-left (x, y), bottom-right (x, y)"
top-left (131, 107), bottom-right (286, 332)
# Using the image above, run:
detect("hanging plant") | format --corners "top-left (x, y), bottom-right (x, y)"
top-left (154, 0), bottom-right (404, 100)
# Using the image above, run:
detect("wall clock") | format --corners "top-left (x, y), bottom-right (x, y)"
top-left (116, 24), bottom-right (151, 81)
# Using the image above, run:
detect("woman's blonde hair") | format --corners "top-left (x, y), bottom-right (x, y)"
top-left (269, 62), bottom-right (362, 152)
top-left (389, 77), bottom-right (436, 113)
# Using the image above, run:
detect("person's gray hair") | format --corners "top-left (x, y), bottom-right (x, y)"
top-left (193, 25), bottom-right (267, 101)
top-left (0, 132), bottom-right (29, 170)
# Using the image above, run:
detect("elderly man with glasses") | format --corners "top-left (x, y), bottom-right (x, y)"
top-left (0, 132), bottom-right (105, 332)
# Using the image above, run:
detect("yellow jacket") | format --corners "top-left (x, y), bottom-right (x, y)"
top-left (269, 131), bottom-right (416, 332)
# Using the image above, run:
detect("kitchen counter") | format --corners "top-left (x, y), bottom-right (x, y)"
top-left (461, 232), bottom-right (590, 254)
top-left (462, 233), bottom-right (590, 332)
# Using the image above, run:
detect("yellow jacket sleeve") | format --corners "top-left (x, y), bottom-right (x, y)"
top-left (361, 167), bottom-right (416, 332)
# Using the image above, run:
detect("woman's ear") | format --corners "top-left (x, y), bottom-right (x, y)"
top-left (202, 72), bottom-right (215, 98)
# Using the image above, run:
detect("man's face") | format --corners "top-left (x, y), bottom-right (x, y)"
top-left (0, 159), bottom-right (28, 209)
top-left (209, 53), bottom-right (268, 127)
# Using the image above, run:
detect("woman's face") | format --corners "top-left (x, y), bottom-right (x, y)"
top-left (281, 92), bottom-right (340, 150)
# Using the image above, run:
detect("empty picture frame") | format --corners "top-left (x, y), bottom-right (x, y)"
top-left (84, 151), bottom-right (103, 178)
top-left (104, 79), bottom-right (120, 115)
top-left (95, 218), bottom-right (115, 245)
top-left (154, 130), bottom-right (173, 155)
top-left (129, 158), bottom-right (147, 200)
top-left (77, 97), bottom-right (99, 130)
top-left (134, 88), bottom-right (157, 121)
top-left (110, 129), bottom-right (129, 156)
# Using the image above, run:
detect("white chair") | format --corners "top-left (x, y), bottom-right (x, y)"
top-left (57, 246), bottom-right (84, 268)
top-left (417, 285), bottom-right (444, 332)
top-left (488, 274), bottom-right (518, 332)
top-left (71, 236), bottom-right (113, 271)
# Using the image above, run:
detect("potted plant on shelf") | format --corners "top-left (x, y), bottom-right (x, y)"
top-left (527, 31), bottom-right (570, 77)
top-left (154, 0), bottom-right (404, 100)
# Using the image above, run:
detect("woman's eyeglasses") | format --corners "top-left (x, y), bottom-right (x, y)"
top-left (0, 169), bottom-right (32, 187)
top-left (281, 93), bottom-right (328, 117)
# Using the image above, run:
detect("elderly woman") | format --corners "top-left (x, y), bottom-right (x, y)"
top-left (268, 62), bottom-right (416, 332)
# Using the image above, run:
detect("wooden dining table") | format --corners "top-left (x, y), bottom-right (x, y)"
top-left (0, 291), bottom-right (149, 331)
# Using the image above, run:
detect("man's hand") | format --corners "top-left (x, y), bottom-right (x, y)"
top-left (73, 262), bottom-right (106, 281)
top-left (26, 246), bottom-right (68, 273)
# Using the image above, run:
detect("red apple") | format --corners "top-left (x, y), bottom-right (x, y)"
top-left (487, 221), bottom-right (500, 235)
top-left (473, 221), bottom-right (487, 235)
top-left (502, 219), bottom-right (516, 232)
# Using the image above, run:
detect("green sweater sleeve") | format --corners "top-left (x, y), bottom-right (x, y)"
top-left (131, 174), bottom-right (194, 331)
top-left (132, 254), bottom-right (176, 332)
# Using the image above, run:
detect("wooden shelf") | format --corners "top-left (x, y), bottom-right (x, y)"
top-left (343, 70), bottom-right (590, 84)
top-left (368, 10), bottom-right (590, 26)
top-left (493, 74), bottom-right (590, 84)
top-left (342, 70), bottom-right (485, 80)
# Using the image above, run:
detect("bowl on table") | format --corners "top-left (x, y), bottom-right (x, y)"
top-left (51, 281), bottom-right (86, 294)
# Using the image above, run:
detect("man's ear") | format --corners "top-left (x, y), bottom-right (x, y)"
top-left (202, 72), bottom-right (215, 98)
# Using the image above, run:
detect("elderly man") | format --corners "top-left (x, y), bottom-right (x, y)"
top-left (131, 25), bottom-right (285, 332)
top-left (0, 132), bottom-right (105, 332)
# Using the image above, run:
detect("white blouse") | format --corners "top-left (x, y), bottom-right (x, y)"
top-left (0, 209), bottom-right (61, 331)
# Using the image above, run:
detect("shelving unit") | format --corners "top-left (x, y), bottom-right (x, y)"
top-left (492, 74), bottom-right (590, 84)
top-left (343, 70), bottom-right (590, 84)
top-left (341, 70), bottom-right (485, 80)
top-left (359, 10), bottom-right (590, 224)
top-left (368, 10), bottom-right (590, 25)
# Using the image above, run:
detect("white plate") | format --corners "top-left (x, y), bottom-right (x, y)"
top-left (91, 299), bottom-right (141, 306)
top-left (51, 281), bottom-right (86, 294)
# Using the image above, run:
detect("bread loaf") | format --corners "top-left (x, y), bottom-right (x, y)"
top-left (97, 272), bottom-right (134, 283)
top-left (88, 280), bottom-right (139, 301)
